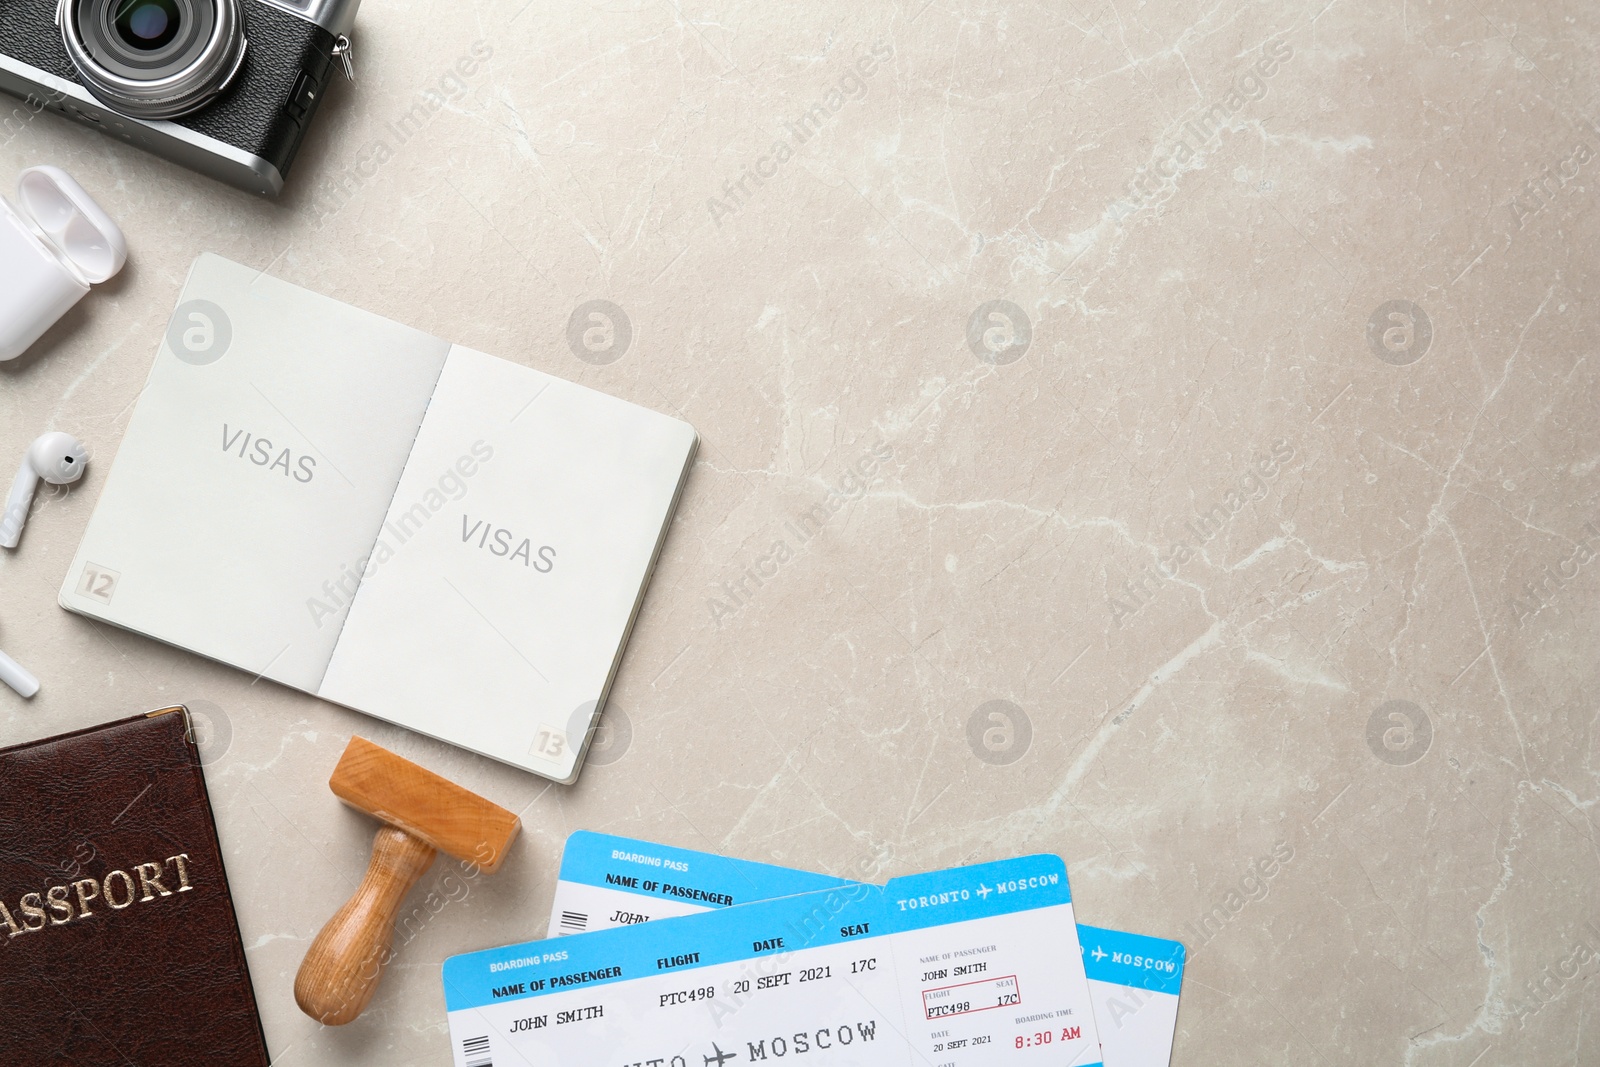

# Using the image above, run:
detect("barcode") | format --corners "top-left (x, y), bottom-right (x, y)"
top-left (559, 910), bottom-right (588, 932)
top-left (463, 1035), bottom-right (492, 1067)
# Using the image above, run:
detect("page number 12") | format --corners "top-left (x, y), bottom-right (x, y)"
top-left (77, 563), bottom-right (121, 604)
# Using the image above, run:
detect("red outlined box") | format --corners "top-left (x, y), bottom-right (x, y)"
top-left (921, 974), bottom-right (1020, 1020)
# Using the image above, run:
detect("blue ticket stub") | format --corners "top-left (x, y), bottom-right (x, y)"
top-left (444, 853), bottom-right (1104, 1066)
top-left (548, 831), bottom-right (853, 935)
top-left (545, 831), bottom-right (1184, 1067)
top-left (1076, 926), bottom-right (1184, 1067)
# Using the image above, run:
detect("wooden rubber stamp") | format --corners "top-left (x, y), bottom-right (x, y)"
top-left (294, 736), bottom-right (520, 1025)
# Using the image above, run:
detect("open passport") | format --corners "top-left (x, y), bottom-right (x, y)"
top-left (61, 255), bottom-right (697, 783)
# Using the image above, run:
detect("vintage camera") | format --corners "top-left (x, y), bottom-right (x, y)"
top-left (0, 0), bottom-right (359, 196)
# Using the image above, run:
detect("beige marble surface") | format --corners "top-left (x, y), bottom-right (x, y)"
top-left (3, 1), bottom-right (1599, 1063)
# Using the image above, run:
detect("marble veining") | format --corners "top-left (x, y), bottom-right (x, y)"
top-left (3, 1), bottom-right (1597, 1063)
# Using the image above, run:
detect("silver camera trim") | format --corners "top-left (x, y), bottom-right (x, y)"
top-left (57, 0), bottom-right (249, 120)
top-left (253, 0), bottom-right (360, 37)
top-left (0, 53), bottom-right (284, 195)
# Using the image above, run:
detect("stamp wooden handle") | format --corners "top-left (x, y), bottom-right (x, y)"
top-left (294, 826), bottom-right (437, 1025)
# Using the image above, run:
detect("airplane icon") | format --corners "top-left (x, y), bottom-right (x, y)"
top-left (705, 1043), bottom-right (737, 1066)
top-left (975, 884), bottom-right (992, 899)
top-left (1091, 947), bottom-right (1107, 962)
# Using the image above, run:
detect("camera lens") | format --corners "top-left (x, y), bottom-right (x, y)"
top-left (62, 0), bottom-right (245, 120)
top-left (113, 0), bottom-right (181, 51)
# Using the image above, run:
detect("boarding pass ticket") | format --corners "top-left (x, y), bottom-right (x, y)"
top-left (543, 832), bottom-right (1184, 1067)
top-left (444, 852), bottom-right (1105, 1067)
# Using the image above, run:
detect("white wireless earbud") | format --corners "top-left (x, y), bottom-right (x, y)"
top-left (0, 432), bottom-right (87, 549)
top-left (0, 646), bottom-right (39, 698)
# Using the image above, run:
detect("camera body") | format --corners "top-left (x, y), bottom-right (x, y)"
top-left (0, 0), bottom-right (360, 196)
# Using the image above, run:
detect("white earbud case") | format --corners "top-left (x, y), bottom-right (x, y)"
top-left (0, 166), bottom-right (127, 362)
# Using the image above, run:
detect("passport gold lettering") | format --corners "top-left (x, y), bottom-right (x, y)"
top-left (169, 852), bottom-right (195, 891)
top-left (18, 893), bottom-right (46, 930)
top-left (45, 885), bottom-right (73, 924)
top-left (136, 861), bottom-right (172, 900)
top-left (1, 853), bottom-right (195, 941)
top-left (73, 877), bottom-right (100, 917)
top-left (103, 871), bottom-right (136, 908)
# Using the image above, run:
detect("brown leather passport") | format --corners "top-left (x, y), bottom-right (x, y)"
top-left (0, 707), bottom-right (270, 1066)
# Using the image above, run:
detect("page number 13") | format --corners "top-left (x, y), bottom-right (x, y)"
top-left (531, 727), bottom-right (566, 760)
top-left (77, 563), bottom-right (121, 604)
